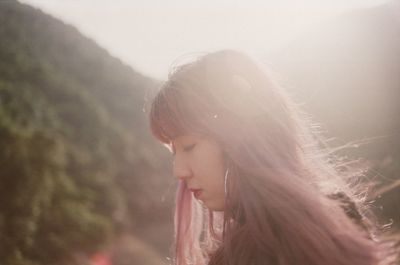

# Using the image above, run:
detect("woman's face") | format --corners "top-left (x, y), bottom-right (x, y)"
top-left (172, 133), bottom-right (226, 211)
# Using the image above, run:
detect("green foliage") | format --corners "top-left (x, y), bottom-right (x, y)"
top-left (0, 2), bottom-right (170, 264)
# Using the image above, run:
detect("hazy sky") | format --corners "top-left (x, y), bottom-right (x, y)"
top-left (19, 0), bottom-right (389, 80)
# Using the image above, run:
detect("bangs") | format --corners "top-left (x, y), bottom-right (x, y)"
top-left (150, 84), bottom-right (188, 144)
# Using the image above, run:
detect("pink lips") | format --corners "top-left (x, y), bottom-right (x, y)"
top-left (190, 189), bottom-right (203, 199)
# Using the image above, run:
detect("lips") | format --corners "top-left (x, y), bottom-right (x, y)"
top-left (189, 189), bottom-right (203, 199)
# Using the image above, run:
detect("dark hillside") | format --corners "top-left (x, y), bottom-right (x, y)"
top-left (0, 1), bottom-right (173, 264)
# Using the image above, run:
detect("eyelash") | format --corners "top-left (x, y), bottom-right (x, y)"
top-left (171, 144), bottom-right (196, 156)
top-left (183, 144), bottom-right (196, 152)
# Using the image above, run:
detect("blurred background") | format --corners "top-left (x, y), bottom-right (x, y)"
top-left (0, 0), bottom-right (399, 264)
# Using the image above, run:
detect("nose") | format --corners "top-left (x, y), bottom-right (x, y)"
top-left (173, 154), bottom-right (192, 180)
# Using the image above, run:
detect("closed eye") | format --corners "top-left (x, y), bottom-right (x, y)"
top-left (183, 144), bottom-right (196, 152)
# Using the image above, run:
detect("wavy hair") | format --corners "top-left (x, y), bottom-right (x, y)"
top-left (149, 50), bottom-right (396, 265)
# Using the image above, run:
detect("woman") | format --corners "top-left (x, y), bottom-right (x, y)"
top-left (149, 50), bottom-right (395, 265)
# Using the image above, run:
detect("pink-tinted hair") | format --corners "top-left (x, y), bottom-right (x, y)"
top-left (150, 50), bottom-right (396, 265)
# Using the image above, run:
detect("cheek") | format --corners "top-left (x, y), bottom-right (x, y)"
top-left (197, 147), bottom-right (226, 188)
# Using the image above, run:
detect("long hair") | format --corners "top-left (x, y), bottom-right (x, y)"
top-left (149, 50), bottom-right (396, 265)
